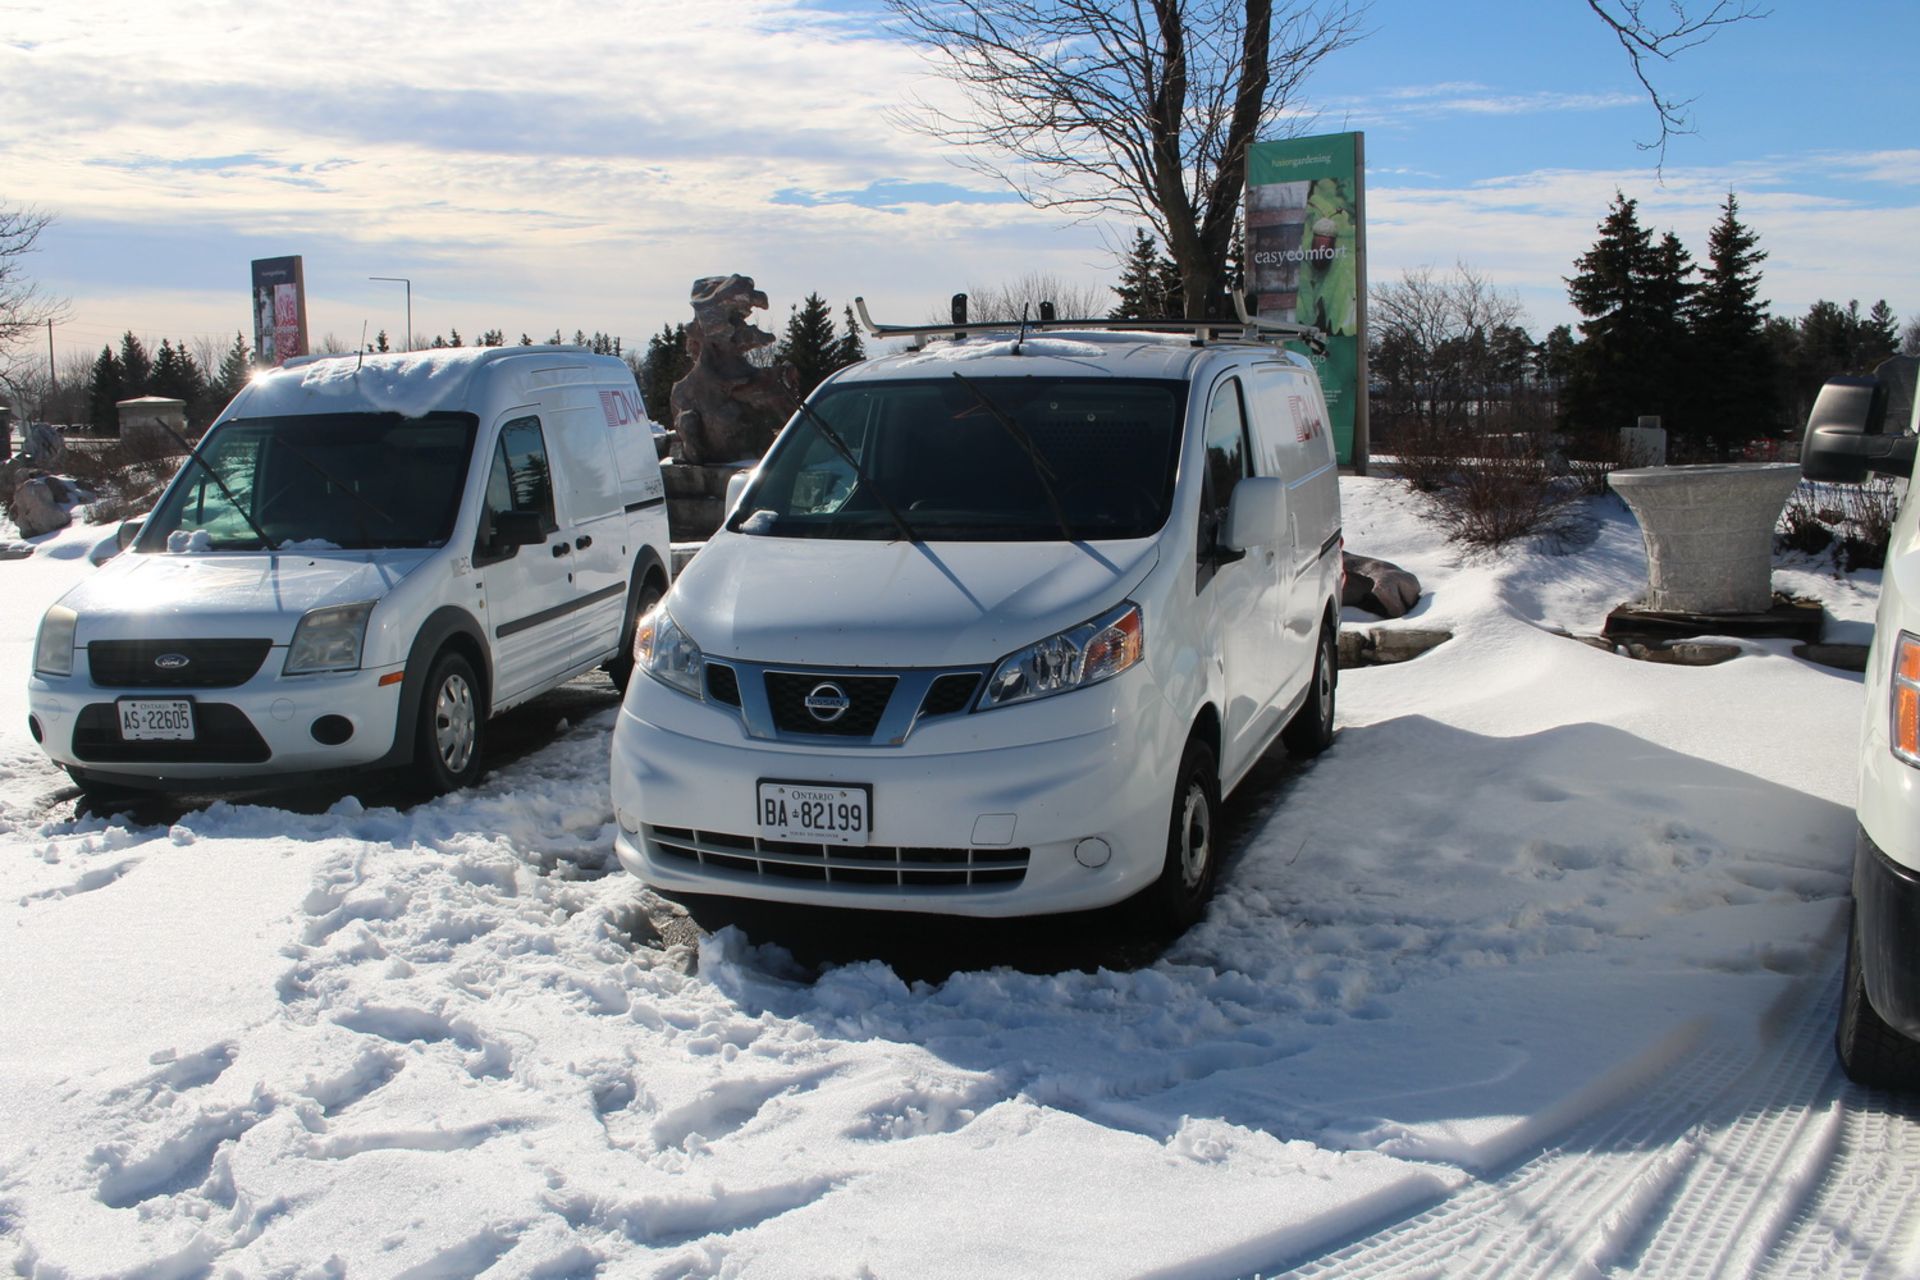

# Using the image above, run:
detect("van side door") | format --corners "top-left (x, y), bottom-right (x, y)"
top-left (1197, 373), bottom-right (1286, 780)
top-left (1247, 366), bottom-right (1320, 691)
top-left (474, 414), bottom-right (580, 703)
top-left (541, 391), bottom-right (631, 670)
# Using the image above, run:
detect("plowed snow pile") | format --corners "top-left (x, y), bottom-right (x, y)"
top-left (4, 479), bottom-right (1914, 1278)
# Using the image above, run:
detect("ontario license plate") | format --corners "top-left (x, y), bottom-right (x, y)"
top-left (757, 780), bottom-right (870, 846)
top-left (118, 698), bottom-right (194, 741)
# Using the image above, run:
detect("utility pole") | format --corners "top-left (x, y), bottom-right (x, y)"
top-left (45, 320), bottom-right (56, 422)
top-left (369, 276), bottom-right (412, 352)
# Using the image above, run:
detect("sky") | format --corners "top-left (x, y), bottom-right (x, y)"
top-left (3, 0), bottom-right (1917, 377)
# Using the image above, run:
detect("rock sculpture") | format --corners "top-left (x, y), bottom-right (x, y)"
top-left (1342, 552), bottom-right (1422, 618)
top-left (669, 275), bottom-right (794, 466)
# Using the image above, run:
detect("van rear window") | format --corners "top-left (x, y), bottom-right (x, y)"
top-left (730, 377), bottom-right (1185, 542)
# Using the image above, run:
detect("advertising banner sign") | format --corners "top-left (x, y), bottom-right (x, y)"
top-left (250, 256), bottom-right (309, 367)
top-left (1246, 132), bottom-right (1367, 468)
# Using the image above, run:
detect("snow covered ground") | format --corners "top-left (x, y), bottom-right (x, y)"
top-left (3, 478), bottom-right (1917, 1278)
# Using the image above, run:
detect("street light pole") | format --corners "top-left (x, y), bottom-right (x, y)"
top-left (368, 276), bottom-right (412, 352)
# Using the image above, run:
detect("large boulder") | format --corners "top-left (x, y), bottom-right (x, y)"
top-left (11, 474), bottom-right (74, 538)
top-left (1342, 552), bottom-right (1422, 618)
top-left (20, 421), bottom-right (64, 469)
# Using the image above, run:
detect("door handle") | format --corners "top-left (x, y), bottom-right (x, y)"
top-left (575, 535), bottom-right (592, 550)
top-left (551, 542), bottom-right (571, 558)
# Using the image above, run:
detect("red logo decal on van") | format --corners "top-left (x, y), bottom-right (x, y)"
top-left (600, 389), bottom-right (645, 428)
top-left (1289, 395), bottom-right (1324, 443)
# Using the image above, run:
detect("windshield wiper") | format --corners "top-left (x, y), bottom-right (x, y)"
top-left (154, 421), bottom-right (275, 550)
top-left (949, 372), bottom-right (1076, 542)
top-left (776, 393), bottom-right (921, 545)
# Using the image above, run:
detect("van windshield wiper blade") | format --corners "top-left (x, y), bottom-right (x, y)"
top-left (781, 393), bottom-right (921, 545)
top-left (949, 372), bottom-right (1076, 542)
top-left (154, 421), bottom-right (275, 550)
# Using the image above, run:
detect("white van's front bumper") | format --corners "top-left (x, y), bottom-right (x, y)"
top-left (609, 670), bottom-right (1179, 918)
top-left (28, 660), bottom-right (407, 784)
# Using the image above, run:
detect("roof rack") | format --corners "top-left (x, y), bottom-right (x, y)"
top-left (852, 293), bottom-right (1326, 355)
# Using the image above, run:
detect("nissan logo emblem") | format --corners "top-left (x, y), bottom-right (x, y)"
top-left (803, 682), bottom-right (851, 724)
top-left (153, 653), bottom-right (191, 670)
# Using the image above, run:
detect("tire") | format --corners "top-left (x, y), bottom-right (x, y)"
top-left (1281, 621), bottom-right (1337, 757)
top-left (415, 651), bottom-right (485, 794)
top-left (1836, 902), bottom-right (1920, 1089)
top-left (604, 578), bottom-right (664, 695)
top-left (1140, 737), bottom-right (1222, 935)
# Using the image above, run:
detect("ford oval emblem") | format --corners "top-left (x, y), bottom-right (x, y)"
top-left (803, 681), bottom-right (851, 724)
top-left (153, 653), bottom-right (191, 670)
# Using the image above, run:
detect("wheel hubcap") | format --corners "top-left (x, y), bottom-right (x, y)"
top-left (434, 674), bottom-right (476, 773)
top-left (1179, 783), bottom-right (1212, 889)
top-left (1318, 639), bottom-right (1335, 730)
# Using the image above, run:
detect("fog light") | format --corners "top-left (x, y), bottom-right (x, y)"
top-left (310, 715), bottom-right (354, 746)
top-left (1074, 837), bottom-right (1112, 869)
top-left (617, 807), bottom-right (642, 835)
top-left (28, 715), bottom-right (43, 744)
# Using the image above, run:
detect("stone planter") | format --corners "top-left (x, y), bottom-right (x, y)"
top-left (1607, 463), bottom-right (1800, 614)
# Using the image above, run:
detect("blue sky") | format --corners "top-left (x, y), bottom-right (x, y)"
top-left (3, 0), bottom-right (1915, 376)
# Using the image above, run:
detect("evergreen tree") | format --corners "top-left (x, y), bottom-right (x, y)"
top-left (148, 338), bottom-right (205, 409)
top-left (1562, 192), bottom-right (1682, 435)
top-left (1110, 229), bottom-right (1182, 320)
top-left (1865, 301), bottom-right (1901, 365)
top-left (118, 331), bottom-right (152, 399)
top-left (374, 329), bottom-right (391, 353)
top-left (777, 293), bottom-right (841, 396)
top-left (640, 324), bottom-right (691, 422)
top-left (87, 344), bottom-right (123, 433)
top-left (216, 332), bottom-right (252, 400)
top-left (480, 329), bottom-right (505, 347)
top-left (447, 327), bottom-right (463, 348)
top-left (838, 305), bottom-right (867, 368)
top-left (519, 333), bottom-right (534, 346)
top-left (1688, 192), bottom-right (1777, 447)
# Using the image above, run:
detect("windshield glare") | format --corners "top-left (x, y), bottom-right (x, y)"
top-left (139, 412), bottom-right (478, 552)
top-left (732, 377), bottom-right (1186, 541)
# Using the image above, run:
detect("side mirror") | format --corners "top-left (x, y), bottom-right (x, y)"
top-left (725, 468), bottom-right (755, 519)
top-left (116, 518), bottom-right (145, 551)
top-left (1221, 476), bottom-right (1285, 555)
top-left (1802, 376), bottom-right (1915, 482)
top-left (488, 510), bottom-right (547, 552)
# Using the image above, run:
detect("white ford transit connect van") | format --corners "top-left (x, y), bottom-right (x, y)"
top-left (1801, 368), bottom-right (1920, 1085)
top-left (28, 346), bottom-right (671, 797)
top-left (609, 313), bottom-right (1343, 929)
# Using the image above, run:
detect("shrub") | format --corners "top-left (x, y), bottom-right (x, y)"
top-left (1382, 419), bottom-right (1463, 494)
top-left (1560, 428), bottom-right (1628, 497)
top-left (1425, 434), bottom-right (1574, 548)
top-left (61, 432), bottom-right (185, 524)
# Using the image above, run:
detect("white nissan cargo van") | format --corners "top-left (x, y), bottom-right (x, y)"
top-left (28, 346), bottom-right (671, 797)
top-left (1801, 368), bottom-right (1920, 1086)
top-left (609, 310), bottom-right (1343, 930)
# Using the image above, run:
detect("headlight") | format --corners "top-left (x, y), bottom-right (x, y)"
top-left (34, 605), bottom-right (78, 677)
top-left (285, 601), bottom-right (374, 674)
top-left (634, 607), bottom-right (704, 699)
top-left (981, 602), bottom-right (1144, 710)
top-left (1892, 631), bottom-right (1920, 768)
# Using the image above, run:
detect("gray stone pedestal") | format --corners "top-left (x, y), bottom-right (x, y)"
top-left (116, 396), bottom-right (188, 450)
top-left (1607, 463), bottom-right (1800, 614)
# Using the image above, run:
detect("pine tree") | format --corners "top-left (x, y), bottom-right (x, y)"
top-left (374, 329), bottom-right (391, 354)
top-left (1688, 192), bottom-right (1777, 447)
top-left (640, 324), bottom-right (691, 422)
top-left (149, 339), bottom-right (205, 407)
top-left (1563, 192), bottom-right (1669, 434)
top-left (118, 332), bottom-right (152, 399)
top-left (777, 293), bottom-right (841, 396)
top-left (1865, 301), bottom-right (1901, 366)
top-left (216, 332), bottom-right (252, 400)
top-left (87, 344), bottom-right (123, 433)
top-left (837, 305), bottom-right (867, 368)
top-left (1110, 229), bottom-right (1182, 320)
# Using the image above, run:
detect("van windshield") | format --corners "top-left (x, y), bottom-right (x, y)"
top-left (729, 377), bottom-right (1186, 541)
top-left (139, 412), bottom-right (479, 552)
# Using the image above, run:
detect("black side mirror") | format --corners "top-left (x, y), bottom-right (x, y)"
top-left (488, 510), bottom-right (547, 553)
top-left (1801, 376), bottom-right (1915, 482)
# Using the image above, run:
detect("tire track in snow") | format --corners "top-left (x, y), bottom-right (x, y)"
top-left (1276, 965), bottom-right (1920, 1278)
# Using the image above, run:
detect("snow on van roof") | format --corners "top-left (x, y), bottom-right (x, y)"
top-left (842, 330), bottom-right (1219, 383)
top-left (247, 345), bottom-right (601, 419)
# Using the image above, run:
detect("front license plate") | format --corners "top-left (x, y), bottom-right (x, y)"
top-left (757, 780), bottom-right (871, 846)
top-left (118, 698), bottom-right (195, 741)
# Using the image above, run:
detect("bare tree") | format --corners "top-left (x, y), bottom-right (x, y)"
top-left (886, 0), bottom-right (1366, 319)
top-left (930, 272), bottom-right (1113, 323)
top-left (1370, 263), bottom-right (1533, 440)
top-left (1585, 0), bottom-right (1767, 166)
top-left (0, 205), bottom-right (68, 408)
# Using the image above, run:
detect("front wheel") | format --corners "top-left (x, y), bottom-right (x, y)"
top-left (1836, 903), bottom-right (1920, 1089)
top-left (415, 651), bottom-right (484, 794)
top-left (1282, 621), bottom-right (1337, 757)
top-left (1139, 738), bottom-right (1221, 936)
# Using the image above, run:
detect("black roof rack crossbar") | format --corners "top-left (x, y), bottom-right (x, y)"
top-left (852, 296), bottom-right (1326, 355)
